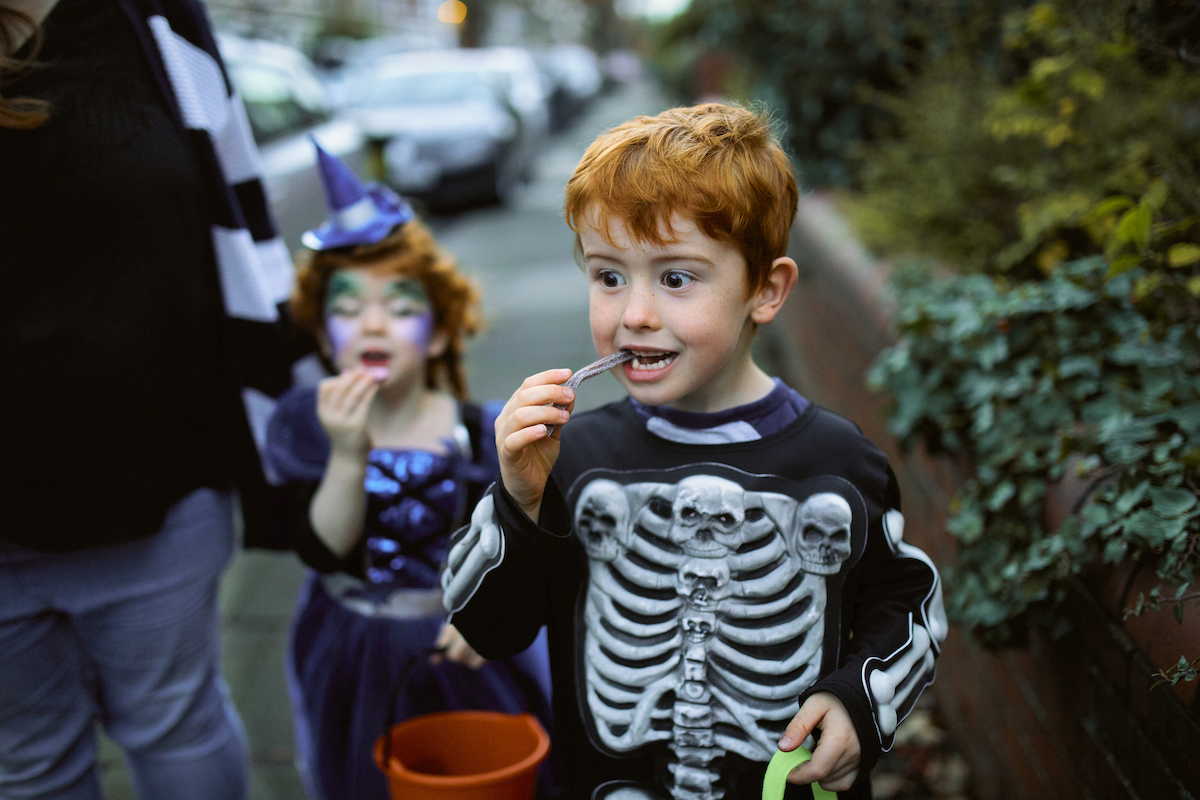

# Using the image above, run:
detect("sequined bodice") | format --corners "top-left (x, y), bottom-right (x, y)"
top-left (362, 449), bottom-right (463, 589)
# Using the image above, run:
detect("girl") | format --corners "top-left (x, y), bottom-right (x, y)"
top-left (265, 142), bottom-right (552, 800)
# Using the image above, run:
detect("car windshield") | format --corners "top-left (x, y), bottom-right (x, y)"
top-left (355, 70), bottom-right (494, 107)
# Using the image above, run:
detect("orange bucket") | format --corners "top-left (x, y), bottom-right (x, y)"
top-left (373, 710), bottom-right (550, 800)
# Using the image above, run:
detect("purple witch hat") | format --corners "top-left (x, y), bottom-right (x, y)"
top-left (301, 136), bottom-right (415, 250)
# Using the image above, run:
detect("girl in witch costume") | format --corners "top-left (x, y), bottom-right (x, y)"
top-left (264, 141), bottom-right (553, 800)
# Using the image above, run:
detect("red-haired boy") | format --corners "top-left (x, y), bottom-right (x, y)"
top-left (442, 104), bottom-right (946, 799)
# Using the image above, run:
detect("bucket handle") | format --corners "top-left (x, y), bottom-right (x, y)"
top-left (378, 644), bottom-right (448, 773)
top-left (762, 746), bottom-right (837, 800)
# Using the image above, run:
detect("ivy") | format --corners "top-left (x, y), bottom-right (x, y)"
top-left (869, 257), bottom-right (1200, 651)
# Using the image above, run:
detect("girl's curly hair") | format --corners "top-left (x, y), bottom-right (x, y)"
top-left (291, 218), bottom-right (481, 400)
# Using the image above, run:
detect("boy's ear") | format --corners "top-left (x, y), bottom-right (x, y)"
top-left (750, 256), bottom-right (799, 325)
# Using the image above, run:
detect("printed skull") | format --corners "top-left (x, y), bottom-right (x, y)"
top-left (676, 557), bottom-right (732, 610)
top-left (668, 476), bottom-right (746, 558)
top-left (574, 480), bottom-right (631, 562)
top-left (794, 493), bottom-right (853, 575)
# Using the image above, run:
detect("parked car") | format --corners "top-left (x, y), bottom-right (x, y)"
top-left (534, 43), bottom-right (603, 131)
top-left (459, 47), bottom-right (551, 176)
top-left (343, 51), bottom-right (530, 206)
top-left (217, 33), bottom-right (368, 253)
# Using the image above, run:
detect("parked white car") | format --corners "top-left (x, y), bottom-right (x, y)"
top-left (344, 50), bottom-right (533, 206)
top-left (218, 33), bottom-right (368, 253)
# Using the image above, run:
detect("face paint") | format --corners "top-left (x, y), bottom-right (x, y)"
top-left (323, 269), bottom-right (437, 385)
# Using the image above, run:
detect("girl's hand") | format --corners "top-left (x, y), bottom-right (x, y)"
top-left (432, 623), bottom-right (486, 669)
top-left (316, 368), bottom-right (378, 458)
top-left (778, 691), bottom-right (862, 791)
top-left (496, 369), bottom-right (575, 523)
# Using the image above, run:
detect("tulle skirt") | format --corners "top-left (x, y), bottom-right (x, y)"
top-left (286, 571), bottom-right (554, 800)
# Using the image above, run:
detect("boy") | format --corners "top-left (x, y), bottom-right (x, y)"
top-left (441, 103), bottom-right (946, 799)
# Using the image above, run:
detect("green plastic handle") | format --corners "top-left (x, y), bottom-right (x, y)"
top-left (762, 746), bottom-right (838, 800)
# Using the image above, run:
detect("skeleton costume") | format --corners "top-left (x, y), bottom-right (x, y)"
top-left (443, 386), bottom-right (946, 799)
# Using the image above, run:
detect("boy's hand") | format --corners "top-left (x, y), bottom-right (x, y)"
top-left (496, 368), bottom-right (575, 522)
top-left (432, 623), bottom-right (486, 669)
top-left (778, 691), bottom-right (861, 791)
top-left (317, 368), bottom-right (378, 458)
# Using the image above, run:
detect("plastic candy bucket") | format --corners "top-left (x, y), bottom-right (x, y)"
top-left (374, 710), bottom-right (549, 800)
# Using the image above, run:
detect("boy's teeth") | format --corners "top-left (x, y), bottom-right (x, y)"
top-left (632, 354), bottom-right (674, 370)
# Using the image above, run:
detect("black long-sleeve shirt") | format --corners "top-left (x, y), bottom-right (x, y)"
top-left (0, 0), bottom-right (239, 550)
top-left (444, 398), bottom-right (946, 799)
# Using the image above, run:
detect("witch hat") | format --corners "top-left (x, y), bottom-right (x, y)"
top-left (301, 136), bottom-right (415, 250)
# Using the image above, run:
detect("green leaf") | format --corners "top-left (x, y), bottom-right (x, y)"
top-left (1141, 179), bottom-right (1169, 212)
top-left (1168, 243), bottom-right (1200, 268)
top-left (1085, 195), bottom-right (1135, 222)
top-left (1106, 253), bottom-right (1142, 278)
top-left (1149, 487), bottom-right (1198, 518)
top-left (1114, 204), bottom-right (1152, 249)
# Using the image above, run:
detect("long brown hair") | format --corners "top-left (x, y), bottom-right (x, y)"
top-left (0, 4), bottom-right (50, 129)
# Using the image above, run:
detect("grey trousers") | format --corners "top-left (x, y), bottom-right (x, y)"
top-left (0, 488), bottom-right (250, 800)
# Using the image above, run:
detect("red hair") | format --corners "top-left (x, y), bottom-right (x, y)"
top-left (291, 219), bottom-right (481, 400)
top-left (564, 103), bottom-right (798, 294)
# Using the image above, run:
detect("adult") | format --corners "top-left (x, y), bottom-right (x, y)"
top-left (0, 0), bottom-right (295, 797)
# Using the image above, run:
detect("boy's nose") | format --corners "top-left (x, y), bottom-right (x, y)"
top-left (621, 287), bottom-right (660, 331)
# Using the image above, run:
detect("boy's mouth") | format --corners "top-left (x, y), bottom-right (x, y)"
top-left (629, 351), bottom-right (677, 371)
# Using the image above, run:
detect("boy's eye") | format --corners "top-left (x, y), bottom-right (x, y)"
top-left (662, 271), bottom-right (693, 289)
top-left (597, 270), bottom-right (625, 288)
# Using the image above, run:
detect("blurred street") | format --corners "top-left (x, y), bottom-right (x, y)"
top-left (97, 75), bottom-right (676, 800)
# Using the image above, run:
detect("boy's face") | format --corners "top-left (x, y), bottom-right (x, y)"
top-left (322, 265), bottom-right (446, 387)
top-left (581, 212), bottom-right (766, 413)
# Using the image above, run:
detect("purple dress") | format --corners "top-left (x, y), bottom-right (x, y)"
top-left (265, 387), bottom-right (553, 800)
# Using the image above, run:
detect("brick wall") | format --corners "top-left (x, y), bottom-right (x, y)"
top-left (765, 194), bottom-right (1200, 800)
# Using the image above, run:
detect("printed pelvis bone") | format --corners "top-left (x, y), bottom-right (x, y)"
top-left (579, 476), bottom-right (832, 786)
top-left (793, 493), bottom-right (853, 575)
top-left (668, 476), bottom-right (747, 558)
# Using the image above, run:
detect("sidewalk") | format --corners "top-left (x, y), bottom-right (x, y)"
top-left (98, 550), bottom-right (308, 799)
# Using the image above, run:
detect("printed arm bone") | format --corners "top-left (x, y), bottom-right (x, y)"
top-left (869, 625), bottom-right (936, 736)
top-left (723, 573), bottom-right (823, 619)
top-left (586, 601), bottom-right (682, 662)
top-left (441, 498), bottom-right (503, 611)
